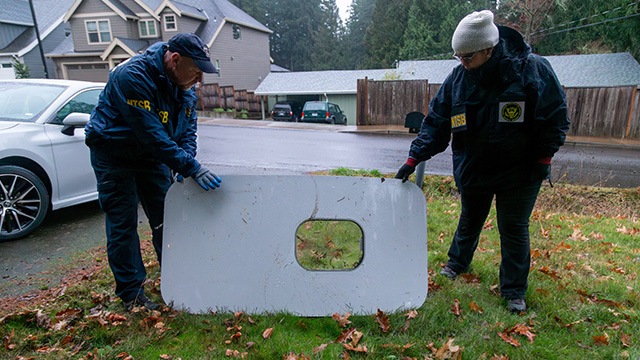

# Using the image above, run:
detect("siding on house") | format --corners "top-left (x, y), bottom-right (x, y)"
top-left (0, 24), bottom-right (29, 49)
top-left (71, 0), bottom-right (133, 52)
top-left (21, 23), bottom-right (69, 78)
top-left (160, 11), bottom-right (179, 41)
top-left (206, 22), bottom-right (269, 91)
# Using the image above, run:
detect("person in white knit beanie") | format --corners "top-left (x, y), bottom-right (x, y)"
top-left (397, 9), bottom-right (570, 315)
top-left (451, 10), bottom-right (500, 70)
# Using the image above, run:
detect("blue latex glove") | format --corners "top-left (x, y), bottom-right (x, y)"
top-left (176, 174), bottom-right (184, 182)
top-left (192, 166), bottom-right (222, 190)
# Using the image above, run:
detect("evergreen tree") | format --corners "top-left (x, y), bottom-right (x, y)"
top-left (311, 0), bottom-right (348, 70)
top-left (11, 56), bottom-right (30, 79)
top-left (344, 0), bottom-right (377, 69)
top-left (363, 0), bottom-right (411, 68)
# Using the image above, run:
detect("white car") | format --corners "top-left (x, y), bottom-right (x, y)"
top-left (0, 79), bottom-right (105, 241)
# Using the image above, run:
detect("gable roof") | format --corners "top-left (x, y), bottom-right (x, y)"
top-left (0, 0), bottom-right (76, 56)
top-left (254, 69), bottom-right (393, 96)
top-left (63, 0), bottom-right (271, 46)
top-left (398, 53), bottom-right (640, 88)
top-left (0, 0), bottom-right (33, 26)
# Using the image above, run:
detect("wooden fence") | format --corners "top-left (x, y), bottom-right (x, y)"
top-left (196, 83), bottom-right (268, 115)
top-left (357, 78), bottom-right (640, 140)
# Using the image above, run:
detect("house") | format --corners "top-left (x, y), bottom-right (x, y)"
top-left (255, 53), bottom-right (640, 133)
top-left (0, 0), bottom-right (75, 79)
top-left (254, 69), bottom-right (393, 125)
top-left (46, 0), bottom-right (271, 91)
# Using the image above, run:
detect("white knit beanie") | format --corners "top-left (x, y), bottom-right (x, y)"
top-left (451, 10), bottom-right (499, 55)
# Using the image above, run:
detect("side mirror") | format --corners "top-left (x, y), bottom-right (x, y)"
top-left (61, 112), bottom-right (90, 136)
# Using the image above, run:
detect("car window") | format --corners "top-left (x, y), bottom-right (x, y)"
top-left (0, 82), bottom-right (66, 123)
top-left (304, 102), bottom-right (326, 111)
top-left (273, 104), bottom-right (291, 111)
top-left (54, 89), bottom-right (102, 124)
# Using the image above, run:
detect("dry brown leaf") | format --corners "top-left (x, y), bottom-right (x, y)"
top-left (335, 328), bottom-right (357, 343)
top-left (469, 300), bottom-right (483, 314)
top-left (350, 331), bottom-right (364, 347)
top-left (331, 312), bottom-right (352, 327)
top-left (490, 355), bottom-right (511, 360)
top-left (313, 344), bottom-right (327, 354)
top-left (512, 324), bottom-right (536, 343)
top-left (497, 332), bottom-right (521, 347)
top-left (342, 343), bottom-right (368, 353)
top-left (434, 338), bottom-right (463, 359)
top-left (460, 273), bottom-right (480, 283)
top-left (594, 333), bottom-right (610, 346)
top-left (450, 299), bottom-right (462, 316)
top-left (404, 310), bottom-right (418, 320)
top-left (621, 332), bottom-right (631, 348)
top-left (563, 319), bottom-right (585, 328)
top-left (376, 309), bottom-right (390, 333)
top-left (262, 327), bottom-right (273, 339)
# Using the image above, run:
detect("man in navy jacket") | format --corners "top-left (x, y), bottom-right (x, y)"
top-left (396, 11), bottom-right (570, 313)
top-left (86, 33), bottom-right (221, 311)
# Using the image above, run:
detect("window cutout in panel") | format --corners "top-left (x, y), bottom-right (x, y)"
top-left (296, 220), bottom-right (363, 270)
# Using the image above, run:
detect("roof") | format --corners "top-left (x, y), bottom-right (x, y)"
top-left (399, 52), bottom-right (640, 88)
top-left (254, 69), bottom-right (393, 95)
top-left (270, 64), bottom-right (290, 72)
top-left (0, 0), bottom-right (33, 26)
top-left (0, 0), bottom-right (76, 55)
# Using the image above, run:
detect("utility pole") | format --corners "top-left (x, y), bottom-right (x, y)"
top-left (28, 0), bottom-right (49, 78)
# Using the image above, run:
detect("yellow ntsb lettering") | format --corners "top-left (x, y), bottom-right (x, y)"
top-left (158, 111), bottom-right (169, 123)
top-left (451, 114), bottom-right (466, 128)
top-left (126, 99), bottom-right (151, 111)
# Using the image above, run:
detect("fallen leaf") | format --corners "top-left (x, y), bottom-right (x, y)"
top-left (313, 344), bottom-right (327, 354)
top-left (332, 312), bottom-right (352, 327)
top-left (450, 299), bottom-right (462, 316)
top-left (349, 331), bottom-right (364, 347)
top-left (342, 343), bottom-right (368, 352)
top-left (593, 333), bottom-right (610, 346)
top-left (335, 328), bottom-right (357, 344)
top-left (262, 328), bottom-right (273, 339)
top-left (434, 338), bottom-right (463, 359)
top-left (621, 332), bottom-right (631, 348)
top-left (376, 309), bottom-right (390, 333)
top-left (512, 323), bottom-right (536, 343)
top-left (498, 332), bottom-right (521, 347)
top-left (469, 301), bottom-right (483, 314)
top-left (404, 310), bottom-right (418, 320)
top-left (563, 319), bottom-right (585, 328)
top-left (538, 267), bottom-right (562, 281)
top-left (460, 273), bottom-right (480, 283)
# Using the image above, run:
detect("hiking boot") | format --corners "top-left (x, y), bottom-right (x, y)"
top-left (123, 293), bottom-right (159, 311)
top-left (440, 265), bottom-right (459, 280)
top-left (508, 298), bottom-right (527, 314)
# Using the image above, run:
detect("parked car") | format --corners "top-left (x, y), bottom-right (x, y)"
top-left (270, 102), bottom-right (302, 122)
top-left (301, 101), bottom-right (347, 125)
top-left (0, 79), bottom-right (105, 241)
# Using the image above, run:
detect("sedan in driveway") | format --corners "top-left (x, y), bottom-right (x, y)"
top-left (0, 79), bottom-right (104, 241)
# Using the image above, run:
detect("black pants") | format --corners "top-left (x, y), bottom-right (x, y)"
top-left (90, 148), bottom-right (171, 302)
top-left (445, 181), bottom-right (542, 299)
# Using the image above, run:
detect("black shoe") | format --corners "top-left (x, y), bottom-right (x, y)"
top-left (440, 265), bottom-right (459, 280)
top-left (123, 293), bottom-right (159, 311)
top-left (508, 298), bottom-right (526, 313)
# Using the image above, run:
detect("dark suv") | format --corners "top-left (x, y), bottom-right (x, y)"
top-left (301, 101), bottom-right (347, 125)
top-left (270, 102), bottom-right (302, 122)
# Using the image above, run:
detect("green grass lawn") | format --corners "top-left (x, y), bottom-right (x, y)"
top-left (1, 172), bottom-right (638, 360)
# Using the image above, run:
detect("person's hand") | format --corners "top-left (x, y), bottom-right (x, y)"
top-left (530, 162), bottom-right (550, 183)
top-left (192, 166), bottom-right (222, 190)
top-left (171, 170), bottom-right (184, 183)
top-left (395, 164), bottom-right (416, 183)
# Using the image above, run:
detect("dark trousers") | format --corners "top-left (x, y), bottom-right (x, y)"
top-left (445, 181), bottom-right (542, 299)
top-left (90, 149), bottom-right (171, 302)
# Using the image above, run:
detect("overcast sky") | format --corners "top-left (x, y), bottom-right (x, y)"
top-left (336, 0), bottom-right (351, 22)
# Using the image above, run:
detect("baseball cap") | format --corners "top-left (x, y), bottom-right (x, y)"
top-left (168, 33), bottom-right (218, 73)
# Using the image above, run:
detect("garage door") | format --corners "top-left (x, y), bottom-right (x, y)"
top-left (0, 63), bottom-right (16, 79)
top-left (65, 63), bottom-right (109, 82)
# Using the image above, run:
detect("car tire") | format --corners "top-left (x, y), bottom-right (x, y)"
top-left (343, 118), bottom-right (348, 125)
top-left (330, 117), bottom-right (336, 125)
top-left (0, 165), bottom-right (50, 242)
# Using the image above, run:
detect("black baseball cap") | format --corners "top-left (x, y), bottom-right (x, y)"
top-left (168, 33), bottom-right (218, 73)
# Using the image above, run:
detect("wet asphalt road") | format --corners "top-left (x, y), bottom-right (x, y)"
top-left (1, 122), bottom-right (639, 297)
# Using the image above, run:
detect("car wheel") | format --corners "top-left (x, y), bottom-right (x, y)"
top-left (330, 117), bottom-right (336, 125)
top-left (0, 165), bottom-right (50, 241)
top-left (343, 117), bottom-right (348, 125)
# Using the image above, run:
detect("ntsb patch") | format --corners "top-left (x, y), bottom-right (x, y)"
top-left (450, 113), bottom-right (467, 132)
top-left (499, 102), bottom-right (525, 123)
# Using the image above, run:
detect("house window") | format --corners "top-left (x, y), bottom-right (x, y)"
top-left (86, 20), bottom-right (111, 44)
top-left (164, 14), bottom-right (177, 31)
top-left (215, 59), bottom-right (220, 77)
top-left (232, 24), bottom-right (241, 40)
top-left (2, 63), bottom-right (13, 68)
top-left (139, 20), bottom-right (157, 37)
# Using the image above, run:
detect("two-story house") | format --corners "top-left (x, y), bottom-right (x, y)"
top-left (46, 0), bottom-right (271, 91)
top-left (0, 0), bottom-right (75, 79)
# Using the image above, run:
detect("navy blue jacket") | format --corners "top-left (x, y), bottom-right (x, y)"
top-left (409, 26), bottom-right (570, 192)
top-left (86, 42), bottom-right (201, 177)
